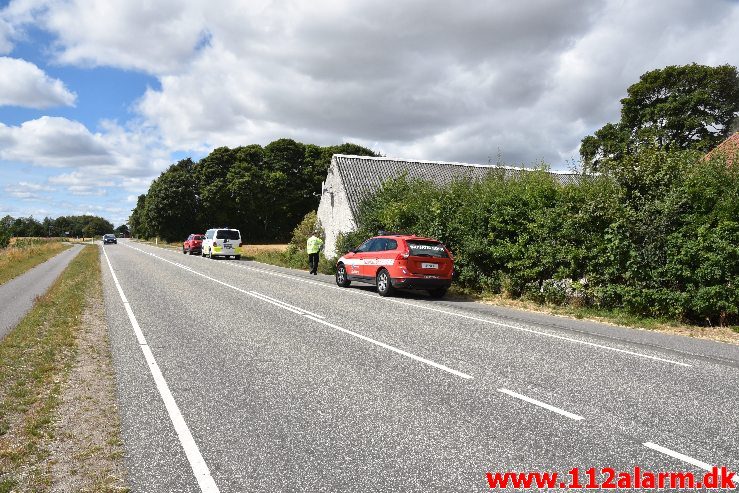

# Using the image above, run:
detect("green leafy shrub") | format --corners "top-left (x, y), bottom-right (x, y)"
top-left (350, 148), bottom-right (738, 326)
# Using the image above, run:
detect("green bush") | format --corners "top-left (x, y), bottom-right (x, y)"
top-left (0, 229), bottom-right (10, 249)
top-left (350, 149), bottom-right (738, 326)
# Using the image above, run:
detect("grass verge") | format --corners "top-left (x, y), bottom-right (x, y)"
top-left (0, 240), bottom-right (70, 286)
top-left (451, 288), bottom-right (739, 344)
top-left (0, 245), bottom-right (127, 492)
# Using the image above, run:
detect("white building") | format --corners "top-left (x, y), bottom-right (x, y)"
top-left (317, 154), bottom-right (580, 258)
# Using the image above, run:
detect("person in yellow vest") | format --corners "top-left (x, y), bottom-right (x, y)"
top-left (306, 231), bottom-right (324, 275)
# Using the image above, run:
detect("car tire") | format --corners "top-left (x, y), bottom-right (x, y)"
top-left (376, 269), bottom-right (394, 297)
top-left (188, 248), bottom-right (194, 255)
top-left (428, 288), bottom-right (448, 298)
top-left (235, 255), bottom-right (241, 261)
top-left (335, 264), bottom-right (351, 287)
top-left (183, 246), bottom-right (187, 254)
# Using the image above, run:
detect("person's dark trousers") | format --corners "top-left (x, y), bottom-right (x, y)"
top-left (308, 253), bottom-right (319, 274)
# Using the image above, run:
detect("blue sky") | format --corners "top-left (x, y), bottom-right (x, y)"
top-left (1, 0), bottom-right (738, 227)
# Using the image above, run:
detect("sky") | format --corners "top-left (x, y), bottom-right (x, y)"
top-left (0, 0), bottom-right (738, 227)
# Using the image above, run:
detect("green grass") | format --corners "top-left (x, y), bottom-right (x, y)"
top-left (0, 239), bottom-right (70, 286)
top-left (0, 245), bottom-right (98, 490)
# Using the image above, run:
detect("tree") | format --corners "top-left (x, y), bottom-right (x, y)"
top-left (581, 63), bottom-right (739, 170)
top-left (129, 194), bottom-right (150, 238)
top-left (144, 160), bottom-right (198, 242)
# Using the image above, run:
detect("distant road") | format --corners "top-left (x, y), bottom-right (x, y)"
top-left (0, 243), bottom-right (83, 340)
top-left (102, 239), bottom-right (739, 492)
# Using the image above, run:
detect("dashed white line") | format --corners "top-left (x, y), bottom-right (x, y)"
top-left (643, 442), bottom-right (713, 471)
top-left (498, 388), bottom-right (584, 421)
top-left (123, 243), bottom-right (472, 380)
top-left (102, 246), bottom-right (220, 493)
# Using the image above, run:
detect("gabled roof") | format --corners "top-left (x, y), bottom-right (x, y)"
top-left (332, 154), bottom-right (582, 219)
top-left (704, 132), bottom-right (739, 166)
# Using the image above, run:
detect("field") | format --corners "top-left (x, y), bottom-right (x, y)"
top-left (0, 238), bottom-right (70, 286)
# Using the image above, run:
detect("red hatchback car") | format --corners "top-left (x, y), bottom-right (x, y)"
top-left (336, 234), bottom-right (454, 297)
top-left (182, 234), bottom-right (205, 255)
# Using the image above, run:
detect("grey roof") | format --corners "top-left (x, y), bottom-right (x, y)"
top-left (333, 154), bottom-right (582, 219)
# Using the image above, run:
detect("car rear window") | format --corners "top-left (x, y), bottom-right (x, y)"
top-left (104, 234), bottom-right (115, 239)
top-left (406, 240), bottom-right (448, 258)
top-left (216, 230), bottom-right (240, 240)
top-left (194, 235), bottom-right (205, 240)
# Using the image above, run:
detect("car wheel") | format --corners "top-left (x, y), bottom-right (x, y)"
top-left (235, 255), bottom-right (241, 261)
top-left (335, 264), bottom-right (351, 287)
top-left (188, 248), bottom-right (194, 255)
top-left (182, 246), bottom-right (187, 254)
top-left (376, 269), bottom-right (394, 297)
top-left (208, 248), bottom-right (214, 259)
top-left (428, 288), bottom-right (448, 298)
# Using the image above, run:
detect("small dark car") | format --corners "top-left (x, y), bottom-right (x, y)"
top-left (103, 234), bottom-right (117, 244)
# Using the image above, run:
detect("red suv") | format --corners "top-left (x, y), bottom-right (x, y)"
top-left (182, 234), bottom-right (205, 255)
top-left (336, 234), bottom-right (454, 297)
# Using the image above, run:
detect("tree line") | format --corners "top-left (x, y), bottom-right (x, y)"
top-left (0, 214), bottom-right (115, 239)
top-left (129, 139), bottom-right (376, 243)
top-left (342, 64), bottom-right (739, 326)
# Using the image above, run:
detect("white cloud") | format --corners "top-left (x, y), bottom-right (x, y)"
top-left (0, 116), bottom-right (110, 167)
top-left (1, 0), bottom-right (738, 176)
top-left (0, 57), bottom-right (76, 108)
top-left (4, 181), bottom-right (55, 200)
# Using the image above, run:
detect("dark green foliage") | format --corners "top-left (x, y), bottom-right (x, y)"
top-left (581, 64), bottom-right (739, 170)
top-left (130, 139), bottom-right (376, 243)
top-left (351, 150), bottom-right (738, 326)
top-left (0, 226), bottom-right (10, 248)
top-left (0, 214), bottom-right (113, 239)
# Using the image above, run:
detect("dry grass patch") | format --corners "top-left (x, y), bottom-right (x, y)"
top-left (457, 289), bottom-right (739, 345)
top-left (0, 240), bottom-right (70, 286)
top-left (0, 245), bottom-right (127, 492)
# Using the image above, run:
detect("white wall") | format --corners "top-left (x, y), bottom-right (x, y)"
top-left (317, 159), bottom-right (355, 258)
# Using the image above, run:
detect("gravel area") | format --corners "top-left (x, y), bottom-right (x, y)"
top-left (48, 286), bottom-right (128, 492)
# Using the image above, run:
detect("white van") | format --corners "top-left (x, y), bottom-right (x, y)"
top-left (201, 228), bottom-right (242, 260)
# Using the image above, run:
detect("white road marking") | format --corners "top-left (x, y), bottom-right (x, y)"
top-left (102, 246), bottom-right (220, 493)
top-left (642, 442), bottom-right (713, 471)
top-left (304, 314), bottom-right (473, 380)
top-left (498, 388), bottom-right (584, 421)
top-left (123, 243), bottom-right (472, 380)
top-left (201, 249), bottom-right (691, 368)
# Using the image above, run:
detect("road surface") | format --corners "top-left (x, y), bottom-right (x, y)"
top-left (101, 239), bottom-right (739, 492)
top-left (0, 243), bottom-right (82, 340)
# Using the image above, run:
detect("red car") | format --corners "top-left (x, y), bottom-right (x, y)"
top-left (182, 234), bottom-right (205, 255)
top-left (336, 234), bottom-right (454, 297)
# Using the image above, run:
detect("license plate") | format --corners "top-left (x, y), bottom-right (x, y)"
top-left (422, 262), bottom-right (438, 269)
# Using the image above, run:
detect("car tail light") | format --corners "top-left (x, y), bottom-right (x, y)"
top-left (395, 248), bottom-right (410, 260)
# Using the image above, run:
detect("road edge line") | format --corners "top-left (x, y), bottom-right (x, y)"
top-left (102, 246), bottom-right (220, 493)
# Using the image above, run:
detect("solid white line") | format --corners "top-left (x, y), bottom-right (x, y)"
top-left (124, 243), bottom-right (472, 380)
top-left (643, 442), bottom-right (712, 471)
top-left (304, 314), bottom-right (474, 380)
top-left (249, 291), bottom-right (325, 319)
top-left (498, 388), bottom-right (584, 421)
top-left (102, 247), bottom-right (220, 493)
top-left (217, 255), bottom-right (691, 368)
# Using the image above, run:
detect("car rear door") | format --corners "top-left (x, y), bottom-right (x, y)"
top-left (403, 239), bottom-right (453, 278)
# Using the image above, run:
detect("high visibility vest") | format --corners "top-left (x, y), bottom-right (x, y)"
top-left (307, 236), bottom-right (323, 254)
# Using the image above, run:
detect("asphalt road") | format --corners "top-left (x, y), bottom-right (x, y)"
top-left (0, 243), bottom-right (82, 340)
top-left (101, 239), bottom-right (739, 492)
